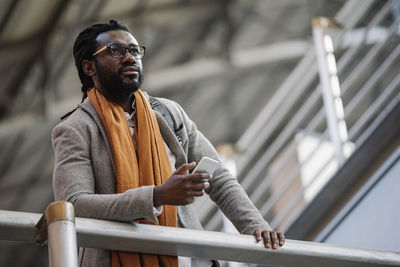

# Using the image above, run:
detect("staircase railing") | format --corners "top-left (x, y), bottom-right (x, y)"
top-left (198, 0), bottom-right (400, 234)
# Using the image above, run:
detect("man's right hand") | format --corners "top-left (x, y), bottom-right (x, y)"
top-left (153, 162), bottom-right (211, 206)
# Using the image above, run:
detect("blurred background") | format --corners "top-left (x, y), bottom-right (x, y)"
top-left (0, 0), bottom-right (399, 266)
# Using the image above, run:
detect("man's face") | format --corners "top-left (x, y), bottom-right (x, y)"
top-left (92, 30), bottom-right (144, 100)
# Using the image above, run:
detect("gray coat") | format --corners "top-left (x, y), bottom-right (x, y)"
top-left (52, 95), bottom-right (270, 267)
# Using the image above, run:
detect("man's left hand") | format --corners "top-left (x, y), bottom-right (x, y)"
top-left (254, 229), bottom-right (285, 249)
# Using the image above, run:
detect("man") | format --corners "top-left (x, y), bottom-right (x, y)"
top-left (52, 19), bottom-right (284, 267)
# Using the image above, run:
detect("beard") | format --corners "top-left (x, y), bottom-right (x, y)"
top-left (95, 60), bottom-right (144, 101)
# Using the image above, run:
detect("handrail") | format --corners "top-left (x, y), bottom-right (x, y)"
top-left (0, 208), bottom-right (399, 267)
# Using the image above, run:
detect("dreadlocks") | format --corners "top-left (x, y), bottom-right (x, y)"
top-left (73, 19), bottom-right (129, 101)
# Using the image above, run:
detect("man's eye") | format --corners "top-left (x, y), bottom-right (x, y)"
top-left (129, 47), bottom-right (140, 55)
top-left (110, 48), bottom-right (121, 55)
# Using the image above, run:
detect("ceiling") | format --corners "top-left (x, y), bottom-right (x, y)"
top-left (0, 0), bottom-right (348, 266)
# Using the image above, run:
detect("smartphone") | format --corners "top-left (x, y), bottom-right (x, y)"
top-left (192, 157), bottom-right (220, 176)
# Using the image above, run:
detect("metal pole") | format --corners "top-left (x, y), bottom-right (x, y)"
top-left (1, 209), bottom-right (400, 266)
top-left (312, 17), bottom-right (351, 164)
top-left (35, 201), bottom-right (78, 267)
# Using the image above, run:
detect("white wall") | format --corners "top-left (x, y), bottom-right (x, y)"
top-left (320, 148), bottom-right (400, 252)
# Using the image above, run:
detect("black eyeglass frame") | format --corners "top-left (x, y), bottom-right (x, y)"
top-left (92, 43), bottom-right (146, 59)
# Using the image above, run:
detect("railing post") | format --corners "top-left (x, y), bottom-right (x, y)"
top-left (35, 201), bottom-right (78, 267)
top-left (312, 17), bottom-right (352, 165)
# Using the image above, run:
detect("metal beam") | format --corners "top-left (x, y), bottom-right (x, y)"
top-left (0, 0), bottom-right (21, 36)
top-left (0, 210), bottom-right (399, 266)
top-left (85, 0), bottom-right (220, 28)
top-left (146, 39), bottom-right (309, 92)
top-left (0, 1), bottom-right (216, 51)
top-left (2, 0), bottom-right (71, 117)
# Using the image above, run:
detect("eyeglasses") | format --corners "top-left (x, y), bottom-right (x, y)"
top-left (92, 43), bottom-right (146, 59)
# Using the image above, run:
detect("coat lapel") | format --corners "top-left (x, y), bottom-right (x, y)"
top-left (154, 112), bottom-right (187, 168)
top-left (79, 99), bottom-right (117, 176)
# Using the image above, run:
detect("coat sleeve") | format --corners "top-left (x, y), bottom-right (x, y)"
top-left (165, 100), bottom-right (272, 235)
top-left (52, 120), bottom-right (159, 223)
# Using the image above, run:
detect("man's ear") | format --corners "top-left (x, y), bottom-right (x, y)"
top-left (82, 59), bottom-right (96, 77)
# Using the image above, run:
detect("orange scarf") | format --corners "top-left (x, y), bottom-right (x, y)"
top-left (88, 88), bottom-right (178, 267)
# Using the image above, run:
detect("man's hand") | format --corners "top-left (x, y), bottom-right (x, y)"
top-left (153, 162), bottom-right (211, 206)
top-left (254, 229), bottom-right (285, 249)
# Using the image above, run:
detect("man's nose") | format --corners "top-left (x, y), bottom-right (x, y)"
top-left (121, 50), bottom-right (136, 64)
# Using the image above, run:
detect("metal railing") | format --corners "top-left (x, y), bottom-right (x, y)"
top-left (0, 202), bottom-right (400, 267)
